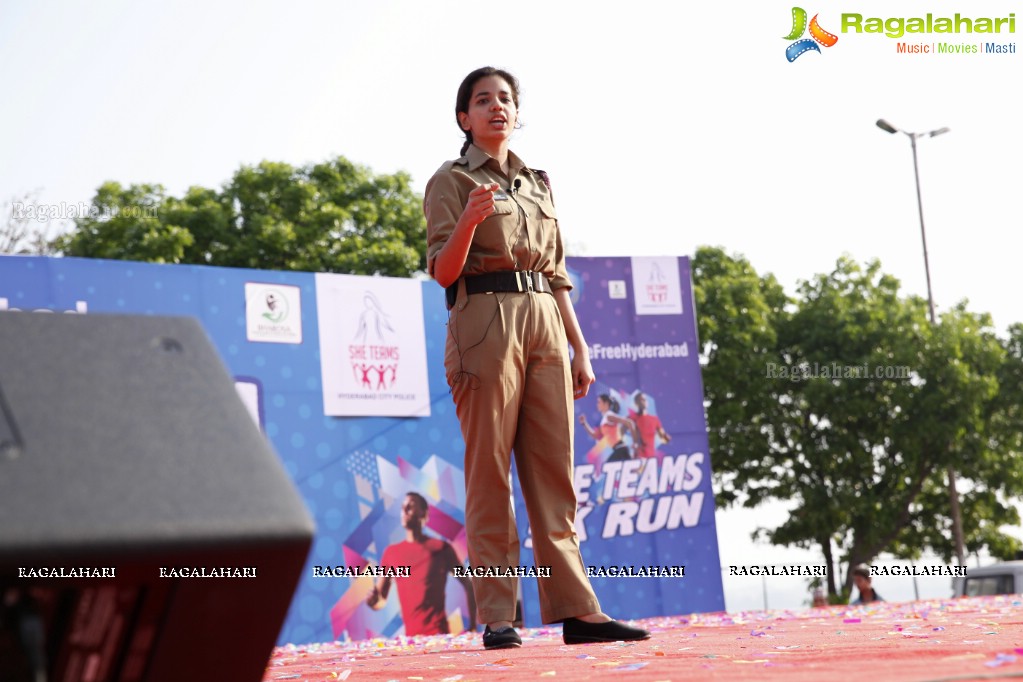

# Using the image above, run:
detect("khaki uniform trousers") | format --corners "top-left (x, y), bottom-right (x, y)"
top-left (445, 286), bottom-right (601, 624)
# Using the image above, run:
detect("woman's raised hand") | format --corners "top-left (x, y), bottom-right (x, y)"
top-left (460, 183), bottom-right (499, 227)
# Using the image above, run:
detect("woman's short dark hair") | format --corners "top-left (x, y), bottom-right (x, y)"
top-left (598, 393), bottom-right (620, 414)
top-left (455, 66), bottom-right (520, 156)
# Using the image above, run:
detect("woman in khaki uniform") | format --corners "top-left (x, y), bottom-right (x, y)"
top-left (423, 66), bottom-right (650, 649)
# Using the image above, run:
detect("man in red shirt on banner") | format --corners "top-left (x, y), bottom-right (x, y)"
top-left (630, 392), bottom-right (672, 460)
top-left (366, 492), bottom-right (476, 635)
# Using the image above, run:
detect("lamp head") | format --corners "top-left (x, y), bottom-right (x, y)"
top-left (876, 119), bottom-right (899, 134)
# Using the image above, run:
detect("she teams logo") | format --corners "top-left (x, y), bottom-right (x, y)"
top-left (349, 291), bottom-right (400, 391)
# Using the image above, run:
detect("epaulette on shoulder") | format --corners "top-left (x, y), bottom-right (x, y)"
top-left (530, 168), bottom-right (551, 190)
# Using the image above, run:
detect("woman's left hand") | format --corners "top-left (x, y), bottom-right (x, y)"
top-left (571, 351), bottom-right (595, 399)
top-left (553, 287), bottom-right (595, 400)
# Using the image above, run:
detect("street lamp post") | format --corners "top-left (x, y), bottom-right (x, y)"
top-left (876, 118), bottom-right (965, 567)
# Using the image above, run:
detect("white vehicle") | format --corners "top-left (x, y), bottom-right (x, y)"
top-left (953, 560), bottom-right (1023, 597)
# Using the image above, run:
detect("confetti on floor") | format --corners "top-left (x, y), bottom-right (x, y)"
top-left (263, 596), bottom-right (1023, 682)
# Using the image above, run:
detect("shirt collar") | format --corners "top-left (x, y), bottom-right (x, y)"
top-left (462, 144), bottom-right (526, 174)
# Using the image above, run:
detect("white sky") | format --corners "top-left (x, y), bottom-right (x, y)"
top-left (2, 0), bottom-right (1020, 611)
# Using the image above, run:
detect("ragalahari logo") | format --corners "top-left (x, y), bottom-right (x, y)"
top-left (784, 7), bottom-right (839, 61)
top-left (349, 291), bottom-right (400, 391)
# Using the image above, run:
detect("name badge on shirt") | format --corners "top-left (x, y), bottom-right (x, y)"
top-left (492, 190), bottom-right (510, 201)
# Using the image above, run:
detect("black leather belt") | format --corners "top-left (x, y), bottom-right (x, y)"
top-left (446, 271), bottom-right (552, 308)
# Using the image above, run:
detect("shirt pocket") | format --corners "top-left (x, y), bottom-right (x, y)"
top-left (536, 198), bottom-right (558, 250)
top-left (491, 198), bottom-right (516, 216)
top-left (471, 199), bottom-right (517, 259)
top-left (536, 197), bottom-right (557, 221)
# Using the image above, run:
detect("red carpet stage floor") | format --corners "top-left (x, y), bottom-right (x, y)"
top-left (263, 595), bottom-right (1023, 681)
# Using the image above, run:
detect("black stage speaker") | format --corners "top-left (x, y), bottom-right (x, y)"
top-left (0, 312), bottom-right (315, 682)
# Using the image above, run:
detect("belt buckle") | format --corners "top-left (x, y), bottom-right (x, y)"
top-left (515, 271), bottom-right (532, 293)
top-left (524, 271), bottom-right (535, 293)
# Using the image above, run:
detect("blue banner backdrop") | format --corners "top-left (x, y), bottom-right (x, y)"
top-left (0, 255), bottom-right (723, 644)
top-left (517, 257), bottom-right (725, 620)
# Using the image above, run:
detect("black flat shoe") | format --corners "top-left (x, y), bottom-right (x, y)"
top-left (483, 625), bottom-right (522, 649)
top-left (562, 617), bottom-right (651, 644)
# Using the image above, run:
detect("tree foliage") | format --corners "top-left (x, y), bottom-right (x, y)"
top-left (692, 246), bottom-right (1023, 597)
top-left (52, 157), bottom-right (427, 277)
top-left (1, 191), bottom-right (62, 256)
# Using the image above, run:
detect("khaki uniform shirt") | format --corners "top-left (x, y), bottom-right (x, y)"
top-left (423, 144), bottom-right (572, 291)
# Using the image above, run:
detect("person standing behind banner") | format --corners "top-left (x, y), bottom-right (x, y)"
top-left (629, 391), bottom-right (672, 460)
top-left (367, 492), bottom-right (476, 636)
top-left (423, 66), bottom-right (650, 650)
top-left (579, 393), bottom-right (638, 469)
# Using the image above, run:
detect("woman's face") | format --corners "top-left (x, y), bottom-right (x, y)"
top-left (597, 396), bottom-right (610, 412)
top-left (458, 75), bottom-right (517, 150)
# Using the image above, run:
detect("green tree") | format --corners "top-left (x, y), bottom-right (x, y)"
top-left (2, 191), bottom-right (62, 256)
top-left (897, 314), bottom-right (1023, 564)
top-left (691, 246), bottom-right (790, 506)
top-left (693, 248), bottom-right (1023, 599)
top-left (54, 156), bottom-right (427, 277)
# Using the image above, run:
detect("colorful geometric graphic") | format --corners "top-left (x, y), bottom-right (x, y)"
top-left (784, 7), bottom-right (838, 62)
top-left (329, 453), bottom-right (472, 641)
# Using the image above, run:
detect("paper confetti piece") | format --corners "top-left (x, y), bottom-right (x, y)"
top-left (843, 618), bottom-right (861, 624)
top-left (613, 663), bottom-right (649, 671)
top-left (540, 672), bottom-right (557, 677)
top-left (985, 653), bottom-right (1017, 668)
top-left (939, 653), bottom-right (988, 662)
